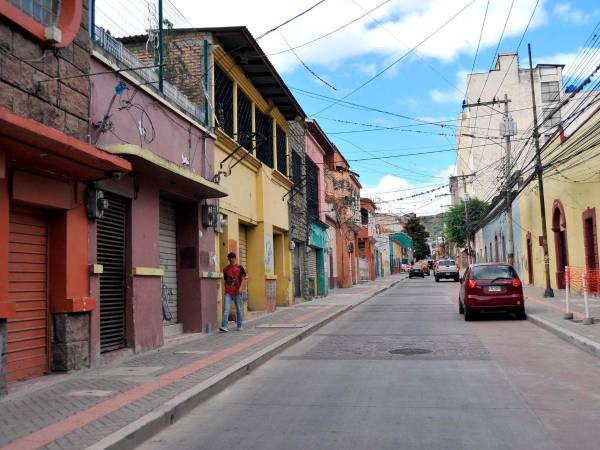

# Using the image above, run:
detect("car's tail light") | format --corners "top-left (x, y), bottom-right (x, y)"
top-left (512, 279), bottom-right (522, 288)
top-left (467, 279), bottom-right (477, 289)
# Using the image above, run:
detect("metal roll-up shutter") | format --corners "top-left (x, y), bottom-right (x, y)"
top-left (159, 199), bottom-right (178, 323)
top-left (307, 248), bottom-right (317, 277)
top-left (238, 225), bottom-right (248, 269)
top-left (97, 193), bottom-right (127, 353)
top-left (6, 206), bottom-right (49, 383)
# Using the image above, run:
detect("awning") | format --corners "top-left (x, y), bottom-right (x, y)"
top-left (0, 107), bottom-right (131, 180)
top-left (103, 144), bottom-right (228, 199)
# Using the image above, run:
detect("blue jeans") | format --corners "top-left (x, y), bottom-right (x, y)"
top-left (222, 293), bottom-right (243, 329)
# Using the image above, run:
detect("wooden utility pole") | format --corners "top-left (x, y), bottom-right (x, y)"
top-left (528, 43), bottom-right (554, 298)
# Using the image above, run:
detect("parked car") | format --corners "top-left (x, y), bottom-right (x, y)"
top-left (458, 263), bottom-right (526, 321)
top-left (434, 259), bottom-right (459, 282)
top-left (409, 264), bottom-right (425, 278)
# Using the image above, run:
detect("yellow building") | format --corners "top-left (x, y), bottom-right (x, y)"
top-left (208, 28), bottom-right (306, 319)
top-left (518, 104), bottom-right (600, 290)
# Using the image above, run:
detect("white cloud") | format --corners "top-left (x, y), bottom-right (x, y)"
top-left (536, 47), bottom-right (593, 78)
top-left (362, 167), bottom-right (454, 216)
top-left (169, 0), bottom-right (549, 73)
top-left (553, 2), bottom-right (591, 24)
top-left (429, 70), bottom-right (468, 103)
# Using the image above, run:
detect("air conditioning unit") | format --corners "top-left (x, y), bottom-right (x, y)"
top-left (202, 204), bottom-right (218, 228)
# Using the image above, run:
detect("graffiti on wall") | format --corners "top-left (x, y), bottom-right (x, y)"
top-left (264, 234), bottom-right (274, 273)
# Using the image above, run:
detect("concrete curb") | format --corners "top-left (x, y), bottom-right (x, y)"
top-left (527, 313), bottom-right (600, 358)
top-left (86, 277), bottom-right (405, 450)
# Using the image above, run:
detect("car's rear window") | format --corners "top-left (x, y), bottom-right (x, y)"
top-left (439, 260), bottom-right (455, 266)
top-left (471, 265), bottom-right (517, 280)
top-left (412, 265), bottom-right (421, 269)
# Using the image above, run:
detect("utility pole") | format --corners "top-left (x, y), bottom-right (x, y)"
top-left (528, 43), bottom-right (554, 298)
top-left (500, 93), bottom-right (517, 266)
top-left (158, 0), bottom-right (164, 92)
top-left (452, 173), bottom-right (475, 264)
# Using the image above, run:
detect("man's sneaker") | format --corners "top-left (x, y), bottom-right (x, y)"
top-left (236, 326), bottom-right (243, 331)
top-left (219, 327), bottom-right (229, 333)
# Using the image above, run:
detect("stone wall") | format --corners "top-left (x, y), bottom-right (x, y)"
top-left (288, 120), bottom-right (309, 299)
top-left (52, 314), bottom-right (90, 371)
top-left (0, 0), bottom-right (91, 141)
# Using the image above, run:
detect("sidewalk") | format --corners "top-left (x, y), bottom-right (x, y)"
top-left (524, 285), bottom-right (600, 358)
top-left (0, 274), bottom-right (405, 450)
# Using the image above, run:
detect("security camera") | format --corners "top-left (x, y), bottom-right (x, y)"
top-left (110, 171), bottom-right (123, 181)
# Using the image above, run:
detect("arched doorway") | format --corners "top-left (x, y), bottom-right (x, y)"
top-left (552, 200), bottom-right (569, 289)
top-left (526, 232), bottom-right (534, 285)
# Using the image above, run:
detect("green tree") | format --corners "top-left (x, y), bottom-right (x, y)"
top-left (445, 198), bottom-right (489, 247)
top-left (404, 216), bottom-right (431, 260)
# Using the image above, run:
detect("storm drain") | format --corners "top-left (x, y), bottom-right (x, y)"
top-left (389, 348), bottom-right (432, 355)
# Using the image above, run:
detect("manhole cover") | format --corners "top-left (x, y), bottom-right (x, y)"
top-left (389, 348), bottom-right (432, 355)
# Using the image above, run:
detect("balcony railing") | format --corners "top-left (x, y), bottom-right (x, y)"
top-left (93, 26), bottom-right (210, 128)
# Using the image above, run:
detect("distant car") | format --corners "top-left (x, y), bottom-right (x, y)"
top-left (459, 263), bottom-right (526, 321)
top-left (435, 259), bottom-right (459, 282)
top-left (409, 264), bottom-right (425, 278)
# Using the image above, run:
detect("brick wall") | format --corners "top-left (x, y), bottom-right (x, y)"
top-left (125, 31), bottom-right (210, 111)
top-left (0, 0), bottom-right (92, 141)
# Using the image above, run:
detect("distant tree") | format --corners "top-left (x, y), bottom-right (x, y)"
top-left (445, 198), bottom-right (489, 247)
top-left (404, 216), bottom-right (430, 260)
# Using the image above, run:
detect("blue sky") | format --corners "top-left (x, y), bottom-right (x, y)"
top-left (124, 0), bottom-right (600, 214)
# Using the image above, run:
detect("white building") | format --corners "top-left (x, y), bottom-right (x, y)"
top-left (453, 54), bottom-right (565, 204)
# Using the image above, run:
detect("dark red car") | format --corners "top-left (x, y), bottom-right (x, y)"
top-left (459, 263), bottom-right (526, 321)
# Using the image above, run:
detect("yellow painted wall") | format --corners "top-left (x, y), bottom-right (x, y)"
top-left (518, 110), bottom-right (600, 289)
top-left (213, 41), bottom-right (295, 312)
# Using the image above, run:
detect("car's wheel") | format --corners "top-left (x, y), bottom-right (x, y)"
top-left (454, 276), bottom-right (460, 282)
top-left (435, 276), bottom-right (439, 282)
top-left (516, 309), bottom-right (527, 320)
top-left (464, 304), bottom-right (475, 321)
top-left (459, 300), bottom-right (464, 314)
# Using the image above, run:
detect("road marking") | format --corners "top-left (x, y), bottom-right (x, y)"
top-left (1, 331), bottom-right (278, 450)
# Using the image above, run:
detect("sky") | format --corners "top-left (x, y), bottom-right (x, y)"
top-left (99, 0), bottom-right (600, 216)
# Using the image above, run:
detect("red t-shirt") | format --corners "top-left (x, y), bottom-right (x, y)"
top-left (223, 264), bottom-right (246, 295)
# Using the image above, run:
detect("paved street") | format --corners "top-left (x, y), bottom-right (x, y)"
top-left (140, 276), bottom-right (600, 450)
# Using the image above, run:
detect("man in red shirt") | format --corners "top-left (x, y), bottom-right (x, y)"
top-left (220, 252), bottom-right (247, 332)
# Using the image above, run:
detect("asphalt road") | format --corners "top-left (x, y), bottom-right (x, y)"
top-left (139, 276), bottom-right (600, 450)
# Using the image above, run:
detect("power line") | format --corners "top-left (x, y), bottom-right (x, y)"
top-left (310, 0), bottom-right (479, 116)
top-left (256, 0), bottom-right (329, 40)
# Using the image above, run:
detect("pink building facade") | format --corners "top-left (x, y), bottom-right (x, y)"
top-left (87, 47), bottom-right (227, 364)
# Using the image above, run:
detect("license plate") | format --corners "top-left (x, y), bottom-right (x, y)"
top-left (488, 286), bottom-right (502, 292)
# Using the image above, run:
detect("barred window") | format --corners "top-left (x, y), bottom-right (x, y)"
top-left (276, 125), bottom-right (287, 175)
top-left (306, 159), bottom-right (319, 219)
top-left (237, 88), bottom-right (252, 150)
top-left (361, 208), bottom-right (369, 225)
top-left (255, 109), bottom-right (273, 167)
top-left (543, 107), bottom-right (561, 128)
top-left (541, 81), bottom-right (560, 103)
top-left (292, 151), bottom-right (302, 183)
top-left (214, 65), bottom-right (233, 137)
top-left (9, 0), bottom-right (58, 27)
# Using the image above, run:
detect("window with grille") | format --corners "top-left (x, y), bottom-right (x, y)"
top-left (543, 107), bottom-right (561, 128)
top-left (276, 125), bottom-right (287, 175)
top-left (306, 159), bottom-right (319, 219)
top-left (9, 0), bottom-right (59, 26)
top-left (237, 88), bottom-right (252, 150)
top-left (214, 64), bottom-right (233, 137)
top-left (292, 151), bottom-right (302, 184)
top-left (541, 81), bottom-right (560, 103)
top-left (255, 109), bottom-right (273, 167)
